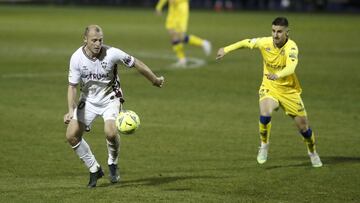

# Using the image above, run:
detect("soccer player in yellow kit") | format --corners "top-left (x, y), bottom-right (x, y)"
top-left (216, 17), bottom-right (322, 167)
top-left (156, 0), bottom-right (211, 67)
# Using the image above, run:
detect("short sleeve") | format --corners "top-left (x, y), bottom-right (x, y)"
top-left (68, 54), bottom-right (81, 85)
top-left (112, 48), bottom-right (135, 68)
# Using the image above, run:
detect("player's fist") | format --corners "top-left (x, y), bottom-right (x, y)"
top-left (265, 73), bottom-right (279, 80)
top-left (153, 76), bottom-right (165, 88)
top-left (216, 48), bottom-right (226, 60)
top-left (155, 10), bottom-right (162, 16)
top-left (64, 112), bottom-right (74, 124)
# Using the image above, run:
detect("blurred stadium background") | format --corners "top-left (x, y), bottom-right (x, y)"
top-left (1, 0), bottom-right (360, 12)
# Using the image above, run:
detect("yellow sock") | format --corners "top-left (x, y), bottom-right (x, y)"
top-left (259, 122), bottom-right (271, 144)
top-left (188, 34), bottom-right (204, 47)
top-left (304, 132), bottom-right (316, 153)
top-left (172, 43), bottom-right (185, 60)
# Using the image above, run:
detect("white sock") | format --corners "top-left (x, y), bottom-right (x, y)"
top-left (72, 139), bottom-right (99, 173)
top-left (261, 142), bottom-right (269, 148)
top-left (106, 137), bottom-right (119, 165)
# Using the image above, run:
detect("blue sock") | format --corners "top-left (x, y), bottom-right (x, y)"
top-left (172, 40), bottom-right (181, 45)
top-left (183, 35), bottom-right (189, 43)
top-left (300, 128), bottom-right (312, 139)
top-left (259, 116), bottom-right (271, 125)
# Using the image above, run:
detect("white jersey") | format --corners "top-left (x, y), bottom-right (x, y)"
top-left (68, 45), bottom-right (135, 105)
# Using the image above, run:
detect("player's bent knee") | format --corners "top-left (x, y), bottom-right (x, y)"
top-left (105, 130), bottom-right (118, 141)
top-left (65, 122), bottom-right (83, 146)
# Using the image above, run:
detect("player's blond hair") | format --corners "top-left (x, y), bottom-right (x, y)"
top-left (84, 25), bottom-right (102, 37)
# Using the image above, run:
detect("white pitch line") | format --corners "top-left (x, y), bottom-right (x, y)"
top-left (136, 51), bottom-right (206, 69)
top-left (0, 72), bottom-right (67, 79)
top-left (1, 51), bottom-right (206, 79)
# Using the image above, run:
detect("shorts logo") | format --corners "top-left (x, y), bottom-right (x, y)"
top-left (259, 88), bottom-right (269, 98)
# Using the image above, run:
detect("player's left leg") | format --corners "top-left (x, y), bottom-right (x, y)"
top-left (103, 99), bottom-right (121, 183)
top-left (104, 120), bottom-right (121, 183)
top-left (281, 93), bottom-right (322, 167)
top-left (183, 34), bottom-right (212, 56)
top-left (294, 116), bottom-right (323, 167)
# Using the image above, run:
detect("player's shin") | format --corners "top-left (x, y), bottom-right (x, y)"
top-left (106, 136), bottom-right (120, 165)
top-left (300, 128), bottom-right (316, 153)
top-left (72, 138), bottom-right (100, 173)
top-left (259, 116), bottom-right (272, 145)
top-left (172, 40), bottom-right (185, 61)
top-left (185, 34), bottom-right (204, 46)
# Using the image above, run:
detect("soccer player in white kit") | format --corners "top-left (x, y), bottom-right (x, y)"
top-left (63, 25), bottom-right (164, 188)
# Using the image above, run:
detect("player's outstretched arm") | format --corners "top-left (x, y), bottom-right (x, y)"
top-left (216, 39), bottom-right (255, 61)
top-left (134, 58), bottom-right (164, 88)
top-left (216, 48), bottom-right (226, 60)
top-left (155, 0), bottom-right (167, 16)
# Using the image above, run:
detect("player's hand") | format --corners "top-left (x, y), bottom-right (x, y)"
top-left (265, 73), bottom-right (279, 80)
top-left (153, 76), bottom-right (165, 88)
top-left (155, 10), bottom-right (162, 16)
top-left (216, 48), bottom-right (226, 60)
top-left (64, 112), bottom-right (74, 124)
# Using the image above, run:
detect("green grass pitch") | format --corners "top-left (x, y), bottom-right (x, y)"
top-left (0, 5), bottom-right (359, 202)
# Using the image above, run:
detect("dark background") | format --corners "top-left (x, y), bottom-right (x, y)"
top-left (1, 0), bottom-right (360, 12)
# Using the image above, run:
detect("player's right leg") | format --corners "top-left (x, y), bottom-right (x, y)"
top-left (66, 105), bottom-right (102, 188)
top-left (168, 29), bottom-right (186, 67)
top-left (257, 94), bottom-right (279, 164)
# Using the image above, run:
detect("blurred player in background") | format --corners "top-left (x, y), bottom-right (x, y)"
top-left (156, 0), bottom-right (212, 67)
top-left (64, 25), bottom-right (164, 188)
top-left (216, 17), bottom-right (322, 168)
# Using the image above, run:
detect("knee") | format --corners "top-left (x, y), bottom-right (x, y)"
top-left (65, 125), bottom-right (82, 146)
top-left (104, 127), bottom-right (118, 141)
top-left (295, 117), bottom-right (309, 132)
top-left (106, 129), bottom-right (118, 140)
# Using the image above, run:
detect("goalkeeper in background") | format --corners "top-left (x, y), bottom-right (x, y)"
top-left (156, 0), bottom-right (211, 67)
top-left (216, 17), bottom-right (322, 168)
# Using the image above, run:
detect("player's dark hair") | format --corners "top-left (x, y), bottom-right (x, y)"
top-left (272, 17), bottom-right (289, 27)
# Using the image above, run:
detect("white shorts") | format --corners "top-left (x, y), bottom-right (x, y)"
top-left (73, 97), bottom-right (121, 127)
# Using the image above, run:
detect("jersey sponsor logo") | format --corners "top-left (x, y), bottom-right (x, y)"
top-left (264, 61), bottom-right (285, 70)
top-left (265, 47), bottom-right (271, 52)
top-left (81, 72), bottom-right (109, 80)
top-left (297, 102), bottom-right (305, 112)
top-left (82, 65), bottom-right (88, 70)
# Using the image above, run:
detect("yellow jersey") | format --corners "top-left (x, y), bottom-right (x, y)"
top-left (224, 37), bottom-right (301, 93)
top-left (156, 0), bottom-right (189, 12)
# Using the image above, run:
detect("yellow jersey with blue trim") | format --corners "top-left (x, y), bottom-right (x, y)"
top-left (224, 37), bottom-right (301, 93)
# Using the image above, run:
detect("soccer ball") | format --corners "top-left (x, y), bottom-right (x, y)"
top-left (115, 110), bottom-right (140, 134)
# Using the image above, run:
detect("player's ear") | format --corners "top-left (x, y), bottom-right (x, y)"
top-left (286, 29), bottom-right (290, 37)
top-left (83, 36), bottom-right (87, 44)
